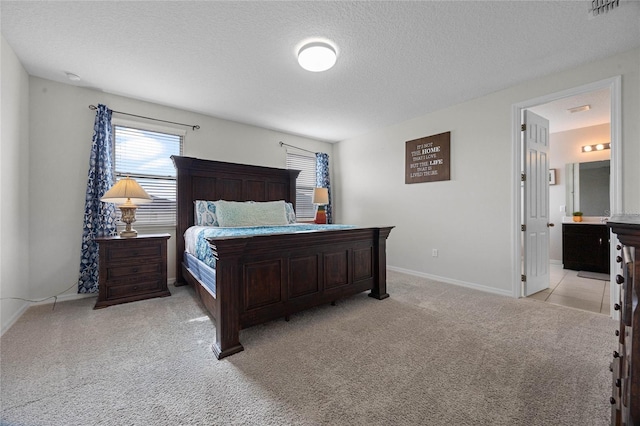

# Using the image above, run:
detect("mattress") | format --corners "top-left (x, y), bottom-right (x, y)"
top-left (184, 251), bottom-right (216, 295)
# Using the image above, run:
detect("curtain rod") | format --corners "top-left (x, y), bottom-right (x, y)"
top-left (279, 141), bottom-right (315, 155)
top-left (88, 105), bottom-right (200, 130)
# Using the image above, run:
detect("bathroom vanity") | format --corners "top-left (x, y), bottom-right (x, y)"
top-left (562, 222), bottom-right (610, 273)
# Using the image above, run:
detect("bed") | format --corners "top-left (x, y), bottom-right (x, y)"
top-left (172, 156), bottom-right (393, 359)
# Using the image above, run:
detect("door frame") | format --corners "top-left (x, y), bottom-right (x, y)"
top-left (511, 76), bottom-right (622, 311)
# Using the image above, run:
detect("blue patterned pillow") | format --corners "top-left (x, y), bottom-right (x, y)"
top-left (194, 200), bottom-right (219, 226)
top-left (285, 202), bottom-right (296, 224)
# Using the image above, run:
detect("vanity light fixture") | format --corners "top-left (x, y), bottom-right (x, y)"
top-left (581, 142), bottom-right (611, 153)
top-left (297, 42), bottom-right (337, 72)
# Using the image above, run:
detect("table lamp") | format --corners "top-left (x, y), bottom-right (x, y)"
top-left (101, 177), bottom-right (152, 237)
top-left (312, 187), bottom-right (329, 224)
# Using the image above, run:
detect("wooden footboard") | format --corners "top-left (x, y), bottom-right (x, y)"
top-left (208, 226), bottom-right (393, 359)
top-left (172, 155), bottom-right (393, 359)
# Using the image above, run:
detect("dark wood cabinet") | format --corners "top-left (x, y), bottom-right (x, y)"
top-left (562, 223), bottom-right (610, 273)
top-left (94, 233), bottom-right (171, 309)
top-left (608, 217), bottom-right (639, 426)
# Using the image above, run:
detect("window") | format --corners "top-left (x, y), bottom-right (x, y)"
top-left (286, 152), bottom-right (316, 220)
top-left (112, 123), bottom-right (183, 226)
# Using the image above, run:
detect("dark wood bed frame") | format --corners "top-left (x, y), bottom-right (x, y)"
top-left (172, 156), bottom-right (393, 359)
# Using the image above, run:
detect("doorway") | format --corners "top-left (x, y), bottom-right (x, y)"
top-left (511, 76), bottom-right (622, 318)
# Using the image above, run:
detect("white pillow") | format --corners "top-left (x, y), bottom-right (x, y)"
top-left (214, 200), bottom-right (288, 227)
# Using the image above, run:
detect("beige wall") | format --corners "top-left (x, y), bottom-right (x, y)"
top-left (334, 48), bottom-right (639, 296)
top-left (1, 36), bottom-right (30, 332)
top-left (26, 77), bottom-right (333, 305)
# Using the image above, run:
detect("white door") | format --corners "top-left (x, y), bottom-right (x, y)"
top-left (523, 110), bottom-right (551, 296)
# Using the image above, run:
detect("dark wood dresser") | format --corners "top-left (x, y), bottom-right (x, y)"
top-left (607, 216), bottom-right (639, 426)
top-left (94, 233), bottom-right (171, 309)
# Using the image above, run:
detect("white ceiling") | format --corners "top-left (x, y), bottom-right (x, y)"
top-left (529, 87), bottom-right (611, 134)
top-left (2, 1), bottom-right (639, 142)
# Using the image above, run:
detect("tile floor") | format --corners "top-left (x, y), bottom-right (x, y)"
top-left (527, 263), bottom-right (610, 315)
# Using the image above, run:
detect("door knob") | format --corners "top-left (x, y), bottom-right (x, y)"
top-left (547, 223), bottom-right (555, 227)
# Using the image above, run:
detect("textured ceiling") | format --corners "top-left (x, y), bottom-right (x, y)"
top-left (2, 1), bottom-right (639, 142)
top-left (529, 87), bottom-right (611, 134)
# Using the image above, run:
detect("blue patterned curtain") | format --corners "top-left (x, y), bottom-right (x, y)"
top-left (315, 152), bottom-right (332, 224)
top-left (78, 104), bottom-right (117, 293)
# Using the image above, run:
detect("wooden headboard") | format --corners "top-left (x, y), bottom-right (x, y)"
top-left (171, 156), bottom-right (300, 284)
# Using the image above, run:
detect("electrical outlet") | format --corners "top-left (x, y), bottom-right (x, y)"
top-left (432, 249), bottom-right (438, 257)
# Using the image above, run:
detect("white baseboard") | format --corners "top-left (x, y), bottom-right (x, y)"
top-left (387, 265), bottom-right (514, 298)
top-left (2, 277), bottom-right (177, 336)
top-left (30, 292), bottom-right (96, 306)
top-left (1, 301), bottom-right (30, 336)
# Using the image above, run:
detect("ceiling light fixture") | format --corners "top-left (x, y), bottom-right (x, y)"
top-left (297, 42), bottom-right (337, 72)
top-left (65, 72), bottom-right (81, 82)
top-left (567, 104), bottom-right (591, 113)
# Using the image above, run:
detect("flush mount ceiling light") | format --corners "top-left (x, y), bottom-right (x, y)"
top-left (65, 71), bottom-right (81, 82)
top-left (297, 42), bottom-right (337, 72)
top-left (567, 104), bottom-right (591, 113)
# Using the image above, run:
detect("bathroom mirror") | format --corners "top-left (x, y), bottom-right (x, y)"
top-left (565, 160), bottom-right (610, 216)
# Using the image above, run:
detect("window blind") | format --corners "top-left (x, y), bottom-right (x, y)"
top-left (113, 125), bottom-right (182, 225)
top-left (286, 152), bottom-right (316, 219)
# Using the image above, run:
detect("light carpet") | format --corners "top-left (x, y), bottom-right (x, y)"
top-left (0, 271), bottom-right (616, 425)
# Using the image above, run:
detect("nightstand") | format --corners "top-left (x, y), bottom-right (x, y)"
top-left (94, 233), bottom-right (171, 309)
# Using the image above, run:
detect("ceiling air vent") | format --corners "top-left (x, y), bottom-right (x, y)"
top-left (589, 0), bottom-right (621, 17)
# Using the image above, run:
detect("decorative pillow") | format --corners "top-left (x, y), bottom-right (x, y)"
top-left (215, 200), bottom-right (288, 227)
top-left (194, 200), bottom-right (219, 226)
top-left (285, 202), bottom-right (296, 224)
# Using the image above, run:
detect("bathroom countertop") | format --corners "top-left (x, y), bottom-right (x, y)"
top-left (562, 216), bottom-right (609, 224)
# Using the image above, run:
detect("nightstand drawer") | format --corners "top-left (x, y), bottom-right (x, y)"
top-left (106, 280), bottom-right (162, 299)
top-left (106, 263), bottom-right (162, 280)
top-left (104, 244), bottom-right (163, 263)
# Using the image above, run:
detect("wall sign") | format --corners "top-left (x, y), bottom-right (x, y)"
top-left (405, 131), bottom-right (451, 184)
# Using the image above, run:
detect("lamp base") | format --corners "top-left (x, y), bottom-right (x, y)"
top-left (119, 229), bottom-right (138, 238)
top-left (119, 205), bottom-right (139, 237)
top-left (314, 206), bottom-right (327, 224)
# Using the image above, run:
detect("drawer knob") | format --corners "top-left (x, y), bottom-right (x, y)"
top-left (615, 330), bottom-right (620, 336)
top-left (613, 351), bottom-right (620, 358)
top-left (614, 303), bottom-right (621, 311)
top-left (616, 274), bottom-right (624, 285)
top-left (616, 244), bottom-right (622, 250)
top-left (615, 379), bottom-right (621, 387)
top-left (610, 397), bottom-right (616, 405)
top-left (616, 256), bottom-right (623, 263)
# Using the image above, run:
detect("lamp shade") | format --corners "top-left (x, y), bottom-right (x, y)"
top-left (312, 187), bottom-right (329, 205)
top-left (101, 177), bottom-right (152, 205)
